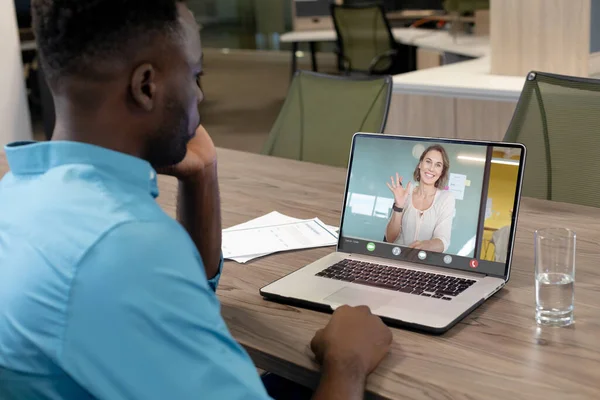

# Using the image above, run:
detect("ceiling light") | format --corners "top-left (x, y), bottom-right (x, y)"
top-left (457, 155), bottom-right (519, 166)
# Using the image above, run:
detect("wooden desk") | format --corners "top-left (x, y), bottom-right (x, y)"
top-left (2, 149), bottom-right (600, 399)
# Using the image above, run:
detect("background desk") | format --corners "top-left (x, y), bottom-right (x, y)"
top-left (281, 27), bottom-right (522, 141)
top-left (387, 57), bottom-right (525, 141)
top-left (2, 149), bottom-right (599, 399)
top-left (280, 27), bottom-right (488, 75)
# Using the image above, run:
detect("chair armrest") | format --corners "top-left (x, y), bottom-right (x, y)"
top-left (338, 53), bottom-right (353, 74)
top-left (368, 49), bottom-right (399, 74)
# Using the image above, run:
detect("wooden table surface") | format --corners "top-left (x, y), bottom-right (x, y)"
top-left (2, 149), bottom-right (600, 399)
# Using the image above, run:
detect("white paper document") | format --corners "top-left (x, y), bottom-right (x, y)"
top-left (222, 212), bottom-right (339, 263)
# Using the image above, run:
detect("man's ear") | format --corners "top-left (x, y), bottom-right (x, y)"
top-left (130, 63), bottom-right (156, 111)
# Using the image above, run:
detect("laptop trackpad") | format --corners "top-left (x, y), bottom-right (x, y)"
top-left (323, 287), bottom-right (393, 309)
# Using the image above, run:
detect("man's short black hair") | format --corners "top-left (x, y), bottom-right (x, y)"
top-left (32, 0), bottom-right (185, 84)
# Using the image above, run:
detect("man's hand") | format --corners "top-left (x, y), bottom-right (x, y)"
top-left (310, 306), bottom-right (393, 400)
top-left (158, 125), bottom-right (222, 283)
top-left (311, 305), bottom-right (392, 378)
top-left (159, 125), bottom-right (217, 181)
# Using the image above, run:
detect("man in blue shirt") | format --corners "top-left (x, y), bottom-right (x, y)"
top-left (0, 1), bottom-right (392, 399)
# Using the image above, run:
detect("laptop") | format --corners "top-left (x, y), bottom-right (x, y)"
top-left (260, 133), bottom-right (526, 333)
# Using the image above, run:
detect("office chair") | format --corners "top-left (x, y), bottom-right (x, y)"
top-left (14, 0), bottom-right (32, 31)
top-left (504, 71), bottom-right (600, 208)
top-left (262, 71), bottom-right (393, 168)
top-left (331, 3), bottom-right (415, 75)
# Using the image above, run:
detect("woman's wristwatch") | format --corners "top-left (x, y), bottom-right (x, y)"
top-left (392, 204), bottom-right (404, 213)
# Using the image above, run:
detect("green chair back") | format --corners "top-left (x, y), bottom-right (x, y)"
top-left (331, 4), bottom-right (396, 73)
top-left (262, 71), bottom-right (392, 167)
top-left (504, 71), bottom-right (600, 208)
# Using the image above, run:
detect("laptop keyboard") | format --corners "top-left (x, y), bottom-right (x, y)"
top-left (315, 259), bottom-right (476, 301)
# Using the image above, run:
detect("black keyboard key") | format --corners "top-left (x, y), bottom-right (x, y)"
top-left (421, 293), bottom-right (432, 297)
top-left (353, 279), bottom-right (399, 291)
top-left (442, 297), bottom-right (452, 301)
top-left (438, 291), bottom-right (458, 297)
top-left (399, 287), bottom-right (413, 293)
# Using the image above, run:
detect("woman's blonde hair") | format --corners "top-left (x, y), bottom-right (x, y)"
top-left (413, 145), bottom-right (450, 188)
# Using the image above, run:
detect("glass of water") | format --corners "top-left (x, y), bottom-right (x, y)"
top-left (534, 228), bottom-right (576, 326)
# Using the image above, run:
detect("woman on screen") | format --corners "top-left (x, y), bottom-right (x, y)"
top-left (384, 144), bottom-right (456, 253)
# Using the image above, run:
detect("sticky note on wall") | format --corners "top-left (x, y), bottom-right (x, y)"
top-left (448, 173), bottom-right (467, 200)
top-left (465, 180), bottom-right (471, 187)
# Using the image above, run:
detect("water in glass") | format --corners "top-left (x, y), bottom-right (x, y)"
top-left (535, 272), bottom-right (574, 326)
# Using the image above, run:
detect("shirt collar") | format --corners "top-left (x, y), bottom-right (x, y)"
top-left (5, 141), bottom-right (159, 198)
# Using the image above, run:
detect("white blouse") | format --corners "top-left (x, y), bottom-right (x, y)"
top-left (393, 186), bottom-right (456, 252)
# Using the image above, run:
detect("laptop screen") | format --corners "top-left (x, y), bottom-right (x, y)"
top-left (338, 134), bottom-right (526, 278)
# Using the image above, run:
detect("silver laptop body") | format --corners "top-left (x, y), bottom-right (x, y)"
top-left (261, 133), bottom-right (527, 333)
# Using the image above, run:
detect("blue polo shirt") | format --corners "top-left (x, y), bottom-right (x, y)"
top-left (0, 141), bottom-right (271, 400)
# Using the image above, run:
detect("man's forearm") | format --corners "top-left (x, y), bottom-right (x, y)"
top-left (177, 162), bottom-right (221, 279)
top-left (312, 360), bottom-right (366, 400)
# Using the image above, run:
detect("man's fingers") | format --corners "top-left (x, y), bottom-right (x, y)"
top-left (310, 329), bottom-right (324, 357)
top-left (385, 327), bottom-right (393, 345)
top-left (354, 305), bottom-right (372, 314)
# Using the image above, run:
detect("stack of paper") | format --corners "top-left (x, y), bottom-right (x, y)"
top-left (223, 212), bottom-right (339, 263)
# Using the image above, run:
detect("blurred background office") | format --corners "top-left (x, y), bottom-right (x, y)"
top-left (8, 0), bottom-right (470, 152)
top-left (7, 0), bottom-right (600, 205)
